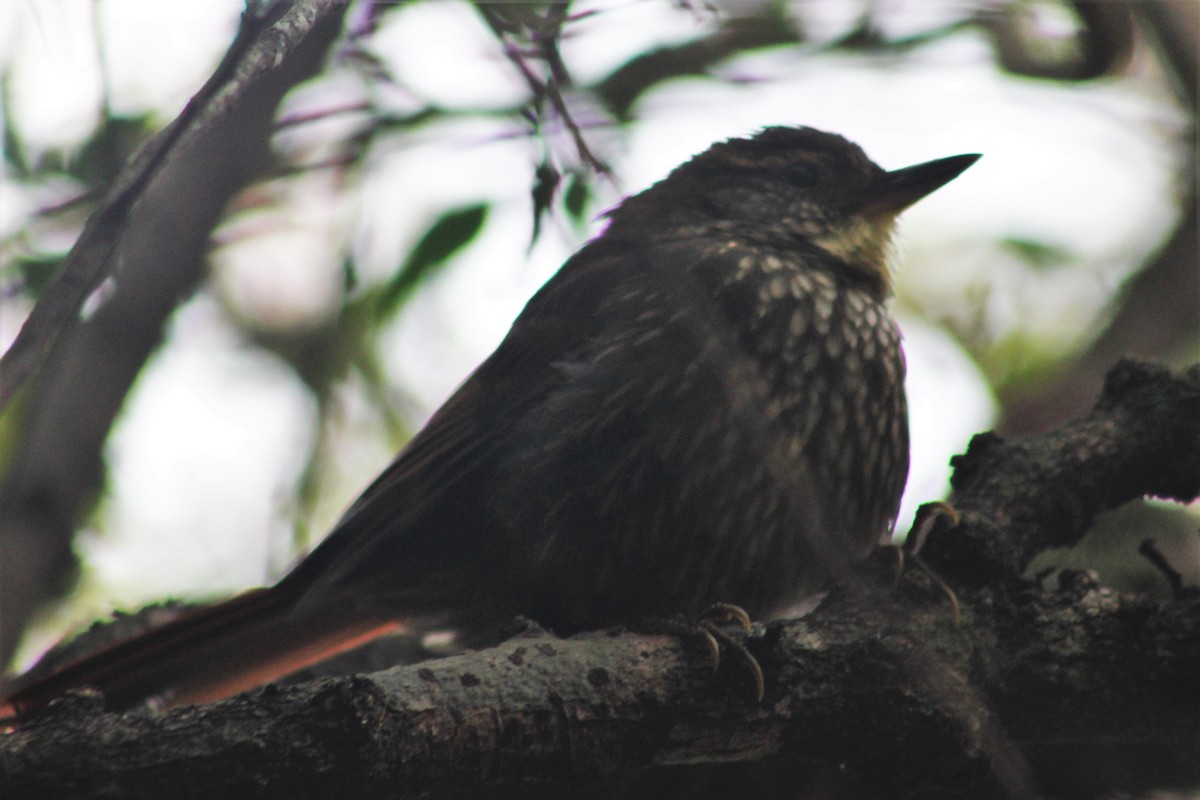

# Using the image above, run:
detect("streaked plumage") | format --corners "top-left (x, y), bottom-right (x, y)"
top-left (4, 127), bottom-right (978, 718)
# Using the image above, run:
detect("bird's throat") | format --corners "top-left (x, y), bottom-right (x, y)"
top-left (810, 214), bottom-right (898, 291)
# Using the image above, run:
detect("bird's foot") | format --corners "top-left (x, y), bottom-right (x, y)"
top-left (893, 501), bottom-right (963, 624)
top-left (641, 602), bottom-right (765, 703)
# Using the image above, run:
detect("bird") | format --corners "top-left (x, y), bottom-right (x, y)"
top-left (1, 126), bottom-right (979, 720)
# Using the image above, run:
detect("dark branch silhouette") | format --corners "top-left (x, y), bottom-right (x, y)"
top-left (0, 0), bottom-right (349, 673)
top-left (3, 360), bottom-right (1197, 800)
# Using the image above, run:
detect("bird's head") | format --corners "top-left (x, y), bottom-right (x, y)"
top-left (614, 126), bottom-right (979, 284)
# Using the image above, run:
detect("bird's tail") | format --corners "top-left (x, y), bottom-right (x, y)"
top-left (1, 586), bottom-right (400, 725)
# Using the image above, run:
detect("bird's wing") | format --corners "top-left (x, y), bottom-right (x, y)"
top-left (279, 238), bottom-right (654, 615)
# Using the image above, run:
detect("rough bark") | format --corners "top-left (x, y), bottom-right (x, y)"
top-left (0, 0), bottom-right (350, 671)
top-left (2, 360), bottom-right (1198, 800)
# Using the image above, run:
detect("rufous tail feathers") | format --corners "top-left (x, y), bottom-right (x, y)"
top-left (1, 587), bottom-right (400, 723)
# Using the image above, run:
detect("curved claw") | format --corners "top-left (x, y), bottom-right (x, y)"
top-left (698, 627), bottom-right (722, 672)
top-left (904, 500), bottom-right (961, 557)
top-left (635, 605), bottom-right (766, 702)
top-left (901, 500), bottom-right (963, 625)
top-left (639, 616), bottom-right (723, 671)
top-left (911, 558), bottom-right (962, 626)
top-left (701, 623), bottom-right (765, 703)
top-left (700, 602), bottom-right (753, 634)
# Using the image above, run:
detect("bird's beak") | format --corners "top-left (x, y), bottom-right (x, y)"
top-left (865, 153), bottom-right (981, 215)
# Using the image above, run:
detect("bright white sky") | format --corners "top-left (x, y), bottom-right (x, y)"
top-left (0, 0), bottom-right (1189, 663)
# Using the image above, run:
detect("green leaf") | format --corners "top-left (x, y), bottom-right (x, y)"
top-left (73, 114), bottom-right (156, 186)
top-left (1001, 237), bottom-right (1072, 271)
top-left (7, 254), bottom-right (64, 299)
top-left (529, 160), bottom-right (559, 247)
top-left (375, 203), bottom-right (489, 321)
top-left (2, 76), bottom-right (30, 178)
top-left (563, 173), bottom-right (590, 224)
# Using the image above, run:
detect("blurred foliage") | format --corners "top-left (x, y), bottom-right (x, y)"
top-left (0, 0), bottom-right (1195, 606)
top-left (562, 171), bottom-right (590, 227)
top-left (999, 237), bottom-right (1075, 273)
top-left (1029, 500), bottom-right (1200, 599)
top-left (71, 115), bottom-right (156, 188)
top-left (374, 203), bottom-right (490, 322)
top-left (7, 252), bottom-right (62, 298)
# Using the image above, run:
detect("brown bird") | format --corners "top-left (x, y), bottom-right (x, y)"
top-left (2, 127), bottom-right (978, 720)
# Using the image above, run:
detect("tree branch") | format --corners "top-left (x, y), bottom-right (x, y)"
top-left (0, 0), bottom-right (349, 670)
top-left (2, 361), bottom-right (1198, 799)
top-left (2, 585), bottom-right (1197, 799)
top-left (924, 360), bottom-right (1200, 586)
